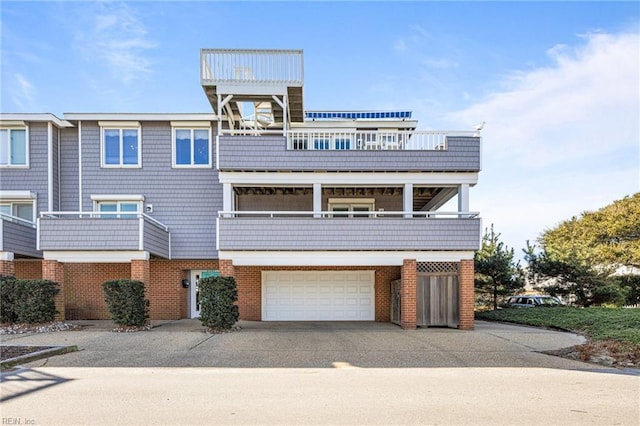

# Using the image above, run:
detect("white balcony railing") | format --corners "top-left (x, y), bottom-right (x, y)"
top-left (0, 212), bottom-right (36, 228)
top-left (39, 211), bottom-right (169, 231)
top-left (201, 49), bottom-right (303, 85)
top-left (285, 130), bottom-right (474, 151)
top-left (218, 211), bottom-right (480, 219)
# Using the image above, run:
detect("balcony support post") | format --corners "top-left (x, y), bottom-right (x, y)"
top-left (458, 184), bottom-right (469, 218)
top-left (400, 259), bottom-right (417, 330)
top-left (223, 183), bottom-right (234, 214)
top-left (313, 183), bottom-right (322, 218)
top-left (403, 183), bottom-right (413, 218)
top-left (42, 259), bottom-right (65, 321)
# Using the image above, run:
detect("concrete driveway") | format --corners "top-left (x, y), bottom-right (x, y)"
top-left (3, 321), bottom-right (640, 425)
top-left (2, 319), bottom-right (597, 369)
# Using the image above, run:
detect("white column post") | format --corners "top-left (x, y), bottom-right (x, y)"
top-left (404, 183), bottom-right (413, 218)
top-left (313, 183), bottom-right (322, 218)
top-left (223, 183), bottom-right (234, 217)
top-left (458, 184), bottom-right (469, 218)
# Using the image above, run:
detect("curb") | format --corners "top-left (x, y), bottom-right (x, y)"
top-left (0, 345), bottom-right (78, 370)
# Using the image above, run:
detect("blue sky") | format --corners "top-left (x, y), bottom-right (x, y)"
top-left (1, 1), bottom-right (639, 258)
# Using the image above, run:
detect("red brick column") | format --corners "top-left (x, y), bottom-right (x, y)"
top-left (131, 259), bottom-right (150, 285)
top-left (42, 259), bottom-right (65, 321)
top-left (219, 259), bottom-right (235, 278)
top-left (458, 259), bottom-right (475, 330)
top-left (400, 259), bottom-right (417, 330)
top-left (0, 259), bottom-right (15, 276)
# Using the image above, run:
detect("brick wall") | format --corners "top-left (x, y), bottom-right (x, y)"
top-left (42, 260), bottom-right (65, 321)
top-left (64, 263), bottom-right (131, 320)
top-left (233, 265), bottom-right (400, 322)
top-left (14, 260), bottom-right (42, 279)
top-left (149, 259), bottom-right (219, 320)
top-left (0, 260), bottom-right (15, 276)
top-left (400, 259), bottom-right (417, 330)
top-left (458, 259), bottom-right (475, 330)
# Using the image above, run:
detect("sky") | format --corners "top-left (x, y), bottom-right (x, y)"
top-left (1, 1), bottom-right (639, 259)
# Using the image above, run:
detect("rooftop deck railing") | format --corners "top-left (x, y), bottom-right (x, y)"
top-left (201, 49), bottom-right (304, 85)
top-left (286, 130), bottom-right (475, 151)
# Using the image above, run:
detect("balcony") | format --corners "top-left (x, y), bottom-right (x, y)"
top-left (217, 211), bottom-right (481, 251)
top-left (38, 212), bottom-right (171, 259)
top-left (0, 214), bottom-right (41, 258)
top-left (217, 131), bottom-right (481, 172)
top-left (201, 49), bottom-right (304, 124)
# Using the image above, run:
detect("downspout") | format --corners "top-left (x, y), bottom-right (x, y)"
top-left (47, 122), bottom-right (53, 212)
top-left (78, 121), bottom-right (83, 213)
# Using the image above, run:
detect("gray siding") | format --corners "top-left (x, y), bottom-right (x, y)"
top-left (39, 218), bottom-right (139, 250)
top-left (59, 127), bottom-right (79, 211)
top-left (79, 121), bottom-right (220, 259)
top-left (0, 219), bottom-right (41, 258)
top-left (218, 136), bottom-right (480, 172)
top-left (218, 217), bottom-right (481, 251)
top-left (143, 222), bottom-right (171, 258)
top-left (0, 122), bottom-right (49, 211)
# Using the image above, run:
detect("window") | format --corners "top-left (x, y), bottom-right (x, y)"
top-left (313, 138), bottom-right (330, 150)
top-left (100, 123), bottom-right (141, 167)
top-left (0, 201), bottom-right (34, 222)
top-left (328, 198), bottom-right (375, 218)
top-left (334, 138), bottom-right (351, 150)
top-left (0, 128), bottom-right (28, 167)
top-left (173, 128), bottom-right (211, 167)
top-left (91, 195), bottom-right (143, 219)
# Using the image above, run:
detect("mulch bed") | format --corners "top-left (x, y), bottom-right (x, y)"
top-left (1, 345), bottom-right (58, 361)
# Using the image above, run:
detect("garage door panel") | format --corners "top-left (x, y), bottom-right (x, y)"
top-left (263, 271), bottom-right (375, 321)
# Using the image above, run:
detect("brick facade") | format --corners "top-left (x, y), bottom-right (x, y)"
top-left (0, 260), bottom-right (15, 276)
top-left (42, 260), bottom-right (65, 321)
top-left (458, 259), bottom-right (475, 330)
top-left (400, 259), bottom-right (417, 330)
top-left (14, 259), bottom-right (42, 279)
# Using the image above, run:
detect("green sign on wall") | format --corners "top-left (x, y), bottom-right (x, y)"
top-left (201, 270), bottom-right (220, 279)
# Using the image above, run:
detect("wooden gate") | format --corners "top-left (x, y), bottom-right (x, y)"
top-left (417, 274), bottom-right (459, 328)
top-left (390, 279), bottom-right (401, 325)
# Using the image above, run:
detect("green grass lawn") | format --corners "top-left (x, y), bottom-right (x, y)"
top-left (476, 307), bottom-right (640, 344)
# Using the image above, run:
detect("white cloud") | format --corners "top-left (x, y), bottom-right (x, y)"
top-left (442, 29), bottom-right (640, 256)
top-left (10, 73), bottom-right (37, 111)
top-left (74, 2), bottom-right (156, 84)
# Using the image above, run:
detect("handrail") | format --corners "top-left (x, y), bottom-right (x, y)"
top-left (39, 211), bottom-right (169, 232)
top-left (218, 211), bottom-right (480, 218)
top-left (200, 49), bottom-right (303, 85)
top-left (0, 212), bottom-right (36, 228)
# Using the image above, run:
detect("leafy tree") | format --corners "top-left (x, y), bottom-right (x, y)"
top-left (524, 242), bottom-right (614, 307)
top-left (541, 193), bottom-right (640, 267)
top-left (475, 225), bottom-right (525, 310)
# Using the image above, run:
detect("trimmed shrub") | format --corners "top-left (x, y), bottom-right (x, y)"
top-left (199, 276), bottom-right (239, 330)
top-left (102, 279), bottom-right (150, 327)
top-left (0, 276), bottom-right (59, 323)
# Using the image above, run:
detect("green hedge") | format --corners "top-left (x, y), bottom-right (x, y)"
top-left (102, 279), bottom-right (150, 327)
top-left (0, 275), bottom-right (60, 323)
top-left (199, 276), bottom-right (239, 330)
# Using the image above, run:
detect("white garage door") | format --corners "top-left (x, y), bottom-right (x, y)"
top-left (262, 271), bottom-right (375, 321)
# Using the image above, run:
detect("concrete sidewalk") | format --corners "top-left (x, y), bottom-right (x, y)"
top-left (2, 320), bottom-right (598, 369)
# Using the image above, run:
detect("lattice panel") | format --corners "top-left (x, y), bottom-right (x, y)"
top-left (417, 262), bottom-right (459, 274)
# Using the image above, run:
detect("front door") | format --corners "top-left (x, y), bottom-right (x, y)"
top-left (189, 270), bottom-right (220, 318)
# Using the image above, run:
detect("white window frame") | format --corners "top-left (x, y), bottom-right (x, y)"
top-left (328, 198), bottom-right (375, 218)
top-left (99, 121), bottom-right (141, 168)
top-left (171, 121), bottom-right (212, 168)
top-left (0, 126), bottom-right (29, 168)
top-left (91, 194), bottom-right (144, 219)
top-left (0, 190), bottom-right (37, 223)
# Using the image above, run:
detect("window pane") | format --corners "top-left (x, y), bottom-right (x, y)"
top-left (0, 130), bottom-right (9, 165)
top-left (122, 129), bottom-right (139, 165)
top-left (14, 203), bottom-right (33, 221)
top-left (175, 129), bottom-right (191, 165)
top-left (120, 203), bottom-right (138, 219)
top-left (0, 204), bottom-right (10, 216)
top-left (10, 130), bottom-right (27, 165)
top-left (104, 130), bottom-right (120, 164)
top-left (193, 130), bottom-right (209, 165)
